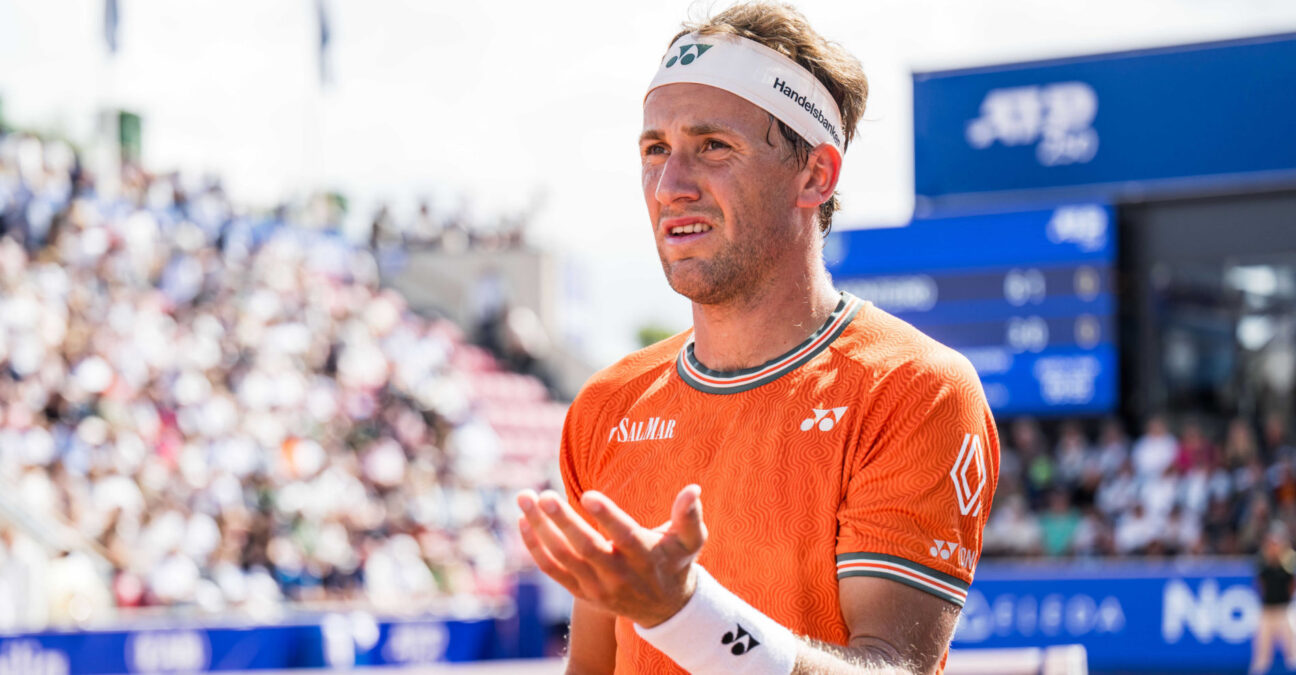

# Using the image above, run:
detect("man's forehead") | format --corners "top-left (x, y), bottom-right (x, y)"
top-left (642, 83), bottom-right (770, 136)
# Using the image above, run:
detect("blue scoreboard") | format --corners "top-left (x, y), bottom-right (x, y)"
top-left (825, 204), bottom-right (1117, 417)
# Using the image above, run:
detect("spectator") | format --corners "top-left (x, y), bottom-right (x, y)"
top-left (1133, 415), bottom-right (1178, 479)
top-left (1115, 503), bottom-right (1160, 555)
top-left (1009, 418), bottom-right (1053, 509)
top-left (1054, 421), bottom-right (1091, 491)
top-left (1251, 530), bottom-right (1296, 674)
top-left (1264, 412), bottom-right (1296, 464)
top-left (1093, 417), bottom-right (1130, 478)
top-left (1070, 507), bottom-right (1113, 557)
top-left (1175, 419), bottom-right (1215, 472)
top-left (983, 494), bottom-right (1042, 557)
top-left (1140, 464), bottom-right (1180, 521)
top-left (1096, 459), bottom-right (1139, 519)
top-left (1038, 490), bottom-right (1080, 556)
top-left (1226, 417), bottom-right (1262, 469)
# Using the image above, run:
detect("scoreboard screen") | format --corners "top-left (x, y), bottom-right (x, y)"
top-left (825, 204), bottom-right (1117, 417)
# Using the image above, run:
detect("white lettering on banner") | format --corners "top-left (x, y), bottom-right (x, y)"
top-left (321, 611), bottom-right (382, 668)
top-left (1034, 355), bottom-right (1101, 405)
top-left (1007, 316), bottom-right (1050, 353)
top-left (0, 640), bottom-right (68, 675)
top-left (1162, 579), bottom-right (1260, 644)
top-left (384, 623), bottom-right (449, 664)
top-left (126, 630), bottom-right (210, 673)
top-left (955, 590), bottom-right (1125, 643)
top-left (1004, 268), bottom-right (1047, 307)
top-left (1047, 205), bottom-right (1109, 253)
top-left (837, 276), bottom-right (937, 313)
top-left (961, 348), bottom-right (1013, 376)
top-left (964, 82), bottom-right (1099, 166)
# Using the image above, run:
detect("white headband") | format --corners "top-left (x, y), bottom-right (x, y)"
top-left (646, 32), bottom-right (845, 151)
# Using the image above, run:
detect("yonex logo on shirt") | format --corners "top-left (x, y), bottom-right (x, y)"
top-left (800, 407), bottom-right (847, 432)
top-left (665, 43), bottom-right (712, 68)
top-left (929, 539), bottom-right (959, 560)
top-left (608, 416), bottom-right (677, 443)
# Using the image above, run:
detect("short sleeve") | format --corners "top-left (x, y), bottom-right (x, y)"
top-left (835, 355), bottom-right (999, 608)
top-left (559, 389), bottom-right (600, 525)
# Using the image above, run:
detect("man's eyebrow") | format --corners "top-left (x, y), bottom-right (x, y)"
top-left (683, 122), bottom-right (738, 137)
top-left (638, 122), bottom-right (740, 144)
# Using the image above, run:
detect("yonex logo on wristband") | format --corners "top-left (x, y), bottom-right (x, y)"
top-left (721, 624), bottom-right (759, 655)
top-left (665, 44), bottom-right (713, 68)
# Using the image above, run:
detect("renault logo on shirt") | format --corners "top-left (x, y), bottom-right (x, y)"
top-left (608, 417), bottom-right (677, 443)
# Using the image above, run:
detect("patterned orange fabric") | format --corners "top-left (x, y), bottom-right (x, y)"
top-left (560, 294), bottom-right (999, 674)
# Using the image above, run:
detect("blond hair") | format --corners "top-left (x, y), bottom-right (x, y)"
top-left (670, 2), bottom-right (868, 235)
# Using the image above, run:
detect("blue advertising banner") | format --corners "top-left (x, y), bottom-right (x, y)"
top-left (957, 559), bottom-right (1262, 673)
top-left (913, 32), bottom-right (1296, 209)
top-left (826, 204), bottom-right (1117, 416)
top-left (0, 616), bottom-right (500, 674)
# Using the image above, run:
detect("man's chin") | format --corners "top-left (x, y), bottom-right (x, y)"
top-left (664, 269), bottom-right (736, 306)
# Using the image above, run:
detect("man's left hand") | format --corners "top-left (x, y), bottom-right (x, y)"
top-left (516, 484), bottom-right (707, 627)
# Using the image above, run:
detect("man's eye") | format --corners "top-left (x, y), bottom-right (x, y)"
top-left (703, 139), bottom-right (730, 151)
top-left (643, 144), bottom-right (668, 156)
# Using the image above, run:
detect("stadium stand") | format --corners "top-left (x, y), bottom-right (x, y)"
top-left (0, 125), bottom-right (1288, 675)
top-left (0, 129), bottom-right (563, 631)
top-left (987, 413), bottom-right (1294, 559)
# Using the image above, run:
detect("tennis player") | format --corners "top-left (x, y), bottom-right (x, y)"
top-left (518, 3), bottom-right (999, 673)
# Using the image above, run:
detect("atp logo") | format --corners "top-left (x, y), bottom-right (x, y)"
top-left (800, 406), bottom-right (848, 432)
top-left (964, 81), bottom-right (1099, 167)
top-left (721, 624), bottom-right (759, 656)
top-left (665, 43), bottom-right (713, 68)
top-left (950, 433), bottom-right (988, 517)
top-left (930, 539), bottom-right (959, 560)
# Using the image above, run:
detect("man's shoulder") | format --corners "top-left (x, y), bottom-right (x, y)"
top-left (571, 329), bottom-right (689, 412)
top-left (833, 302), bottom-right (980, 390)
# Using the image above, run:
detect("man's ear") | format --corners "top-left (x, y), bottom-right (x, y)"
top-left (794, 143), bottom-right (842, 210)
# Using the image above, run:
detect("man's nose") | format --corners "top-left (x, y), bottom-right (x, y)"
top-left (654, 152), bottom-right (702, 205)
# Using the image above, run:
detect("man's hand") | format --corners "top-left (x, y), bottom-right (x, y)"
top-left (516, 485), bottom-right (707, 628)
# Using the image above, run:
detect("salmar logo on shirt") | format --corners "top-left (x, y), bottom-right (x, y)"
top-left (608, 416), bottom-right (677, 443)
top-left (665, 44), bottom-right (712, 68)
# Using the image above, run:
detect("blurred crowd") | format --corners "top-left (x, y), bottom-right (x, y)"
top-left (368, 201), bottom-right (528, 253)
top-left (987, 413), bottom-right (1296, 558)
top-left (7, 123), bottom-right (1296, 634)
top-left (0, 131), bottom-right (560, 630)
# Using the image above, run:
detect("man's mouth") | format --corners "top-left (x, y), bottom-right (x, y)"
top-left (668, 223), bottom-right (714, 237)
top-left (663, 217), bottom-right (715, 239)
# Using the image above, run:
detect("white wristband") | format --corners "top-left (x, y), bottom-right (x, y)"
top-left (635, 565), bottom-right (798, 675)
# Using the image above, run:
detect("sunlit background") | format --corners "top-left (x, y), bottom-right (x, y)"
top-left (1, 1), bottom-right (1296, 673)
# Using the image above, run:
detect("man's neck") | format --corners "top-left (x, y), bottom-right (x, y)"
top-left (689, 270), bottom-right (840, 372)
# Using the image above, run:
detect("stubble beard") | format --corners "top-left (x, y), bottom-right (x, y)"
top-left (658, 218), bottom-right (778, 307)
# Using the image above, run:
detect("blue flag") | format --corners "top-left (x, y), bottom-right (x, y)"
top-left (104, 0), bottom-right (119, 54)
top-left (317, 0), bottom-right (332, 86)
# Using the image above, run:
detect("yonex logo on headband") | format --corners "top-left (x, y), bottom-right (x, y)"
top-left (647, 33), bottom-right (845, 150)
top-left (666, 44), bottom-right (713, 68)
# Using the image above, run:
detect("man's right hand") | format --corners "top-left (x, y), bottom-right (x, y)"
top-left (517, 484), bottom-right (707, 628)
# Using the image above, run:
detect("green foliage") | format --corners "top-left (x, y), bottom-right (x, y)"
top-left (637, 324), bottom-right (677, 348)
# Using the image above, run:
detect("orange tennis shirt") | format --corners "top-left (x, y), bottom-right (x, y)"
top-left (560, 292), bottom-right (1000, 673)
